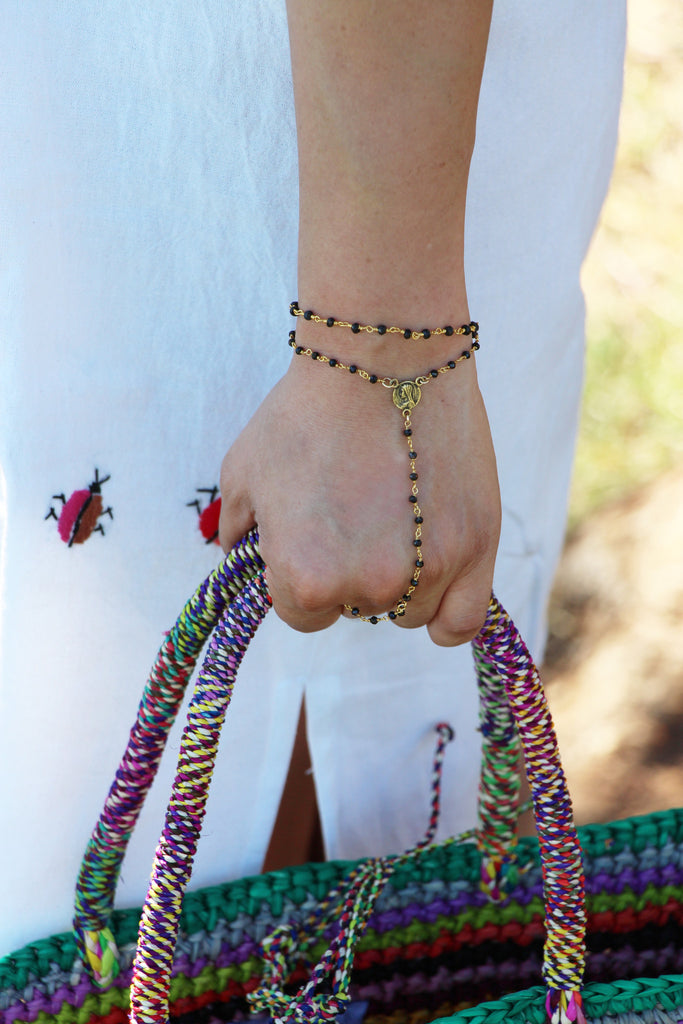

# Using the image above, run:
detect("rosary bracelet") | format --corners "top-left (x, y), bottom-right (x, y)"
top-left (288, 325), bottom-right (480, 623)
top-left (290, 300), bottom-right (478, 342)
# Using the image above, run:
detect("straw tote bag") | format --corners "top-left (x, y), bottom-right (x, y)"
top-left (1, 530), bottom-right (682, 1024)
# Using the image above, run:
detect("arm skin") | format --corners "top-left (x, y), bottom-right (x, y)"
top-left (219, 0), bottom-right (500, 647)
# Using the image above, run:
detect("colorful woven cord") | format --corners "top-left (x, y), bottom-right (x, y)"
top-left (73, 531), bottom-right (263, 984)
top-left (3, 808), bottom-right (683, 1023)
top-left (248, 724), bottom-right (455, 1024)
top-left (129, 572), bottom-right (272, 1024)
top-left (472, 597), bottom-right (587, 1024)
top-left (473, 645), bottom-right (522, 902)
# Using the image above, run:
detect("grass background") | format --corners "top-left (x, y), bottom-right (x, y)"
top-left (572, 0), bottom-right (683, 526)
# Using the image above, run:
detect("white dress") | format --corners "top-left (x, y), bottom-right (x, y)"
top-left (0, 0), bottom-right (626, 956)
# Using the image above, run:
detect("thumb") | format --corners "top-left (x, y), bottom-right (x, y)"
top-left (218, 449), bottom-right (257, 554)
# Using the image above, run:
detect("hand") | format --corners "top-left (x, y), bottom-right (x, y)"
top-left (219, 346), bottom-right (500, 646)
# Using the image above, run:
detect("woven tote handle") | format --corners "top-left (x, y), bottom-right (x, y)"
top-left (73, 533), bottom-right (585, 1024)
top-left (72, 530), bottom-right (264, 981)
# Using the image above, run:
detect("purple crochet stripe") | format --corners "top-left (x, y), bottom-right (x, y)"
top-left (129, 573), bottom-right (271, 1024)
top-left (351, 943), bottom-right (683, 1011)
top-left (73, 532), bottom-right (263, 954)
top-left (472, 596), bottom-right (586, 1007)
top-left (7, 942), bottom-right (683, 1024)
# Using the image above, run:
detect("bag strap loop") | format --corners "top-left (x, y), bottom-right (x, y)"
top-left (73, 535), bottom-right (586, 1024)
top-left (73, 530), bottom-right (264, 980)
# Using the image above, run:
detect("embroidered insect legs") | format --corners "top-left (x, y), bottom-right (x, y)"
top-left (187, 486), bottom-right (222, 545)
top-left (45, 468), bottom-right (113, 546)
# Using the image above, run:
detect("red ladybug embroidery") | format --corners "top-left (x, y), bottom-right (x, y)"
top-left (45, 469), bottom-right (113, 546)
top-left (187, 486), bottom-right (222, 545)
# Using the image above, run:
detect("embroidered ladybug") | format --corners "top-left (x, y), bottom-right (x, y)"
top-left (45, 469), bottom-right (113, 546)
top-left (187, 486), bottom-right (222, 545)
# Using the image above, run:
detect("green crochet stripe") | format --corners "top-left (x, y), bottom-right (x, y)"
top-left (2, 808), bottom-right (682, 996)
top-left (439, 976), bottom-right (683, 1024)
top-left (8, 875), bottom-right (681, 999)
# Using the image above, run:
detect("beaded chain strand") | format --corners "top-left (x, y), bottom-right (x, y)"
top-left (290, 300), bottom-right (477, 342)
top-left (288, 318), bottom-right (480, 623)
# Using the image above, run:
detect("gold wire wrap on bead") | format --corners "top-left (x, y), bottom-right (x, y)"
top-left (288, 323), bottom-right (480, 624)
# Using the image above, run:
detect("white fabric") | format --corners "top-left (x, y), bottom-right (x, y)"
top-left (0, 0), bottom-right (625, 956)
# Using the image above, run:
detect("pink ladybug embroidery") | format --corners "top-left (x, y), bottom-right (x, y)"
top-left (187, 486), bottom-right (222, 545)
top-left (45, 469), bottom-right (113, 546)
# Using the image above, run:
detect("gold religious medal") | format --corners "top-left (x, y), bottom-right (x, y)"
top-left (392, 380), bottom-right (422, 412)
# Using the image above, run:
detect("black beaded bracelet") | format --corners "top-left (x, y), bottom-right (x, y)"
top-left (290, 301), bottom-right (478, 343)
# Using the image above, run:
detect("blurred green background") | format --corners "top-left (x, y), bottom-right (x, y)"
top-left (573, 0), bottom-right (683, 527)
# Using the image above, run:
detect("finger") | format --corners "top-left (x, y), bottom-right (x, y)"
top-left (264, 561), bottom-right (343, 633)
top-left (218, 450), bottom-right (257, 553)
top-left (388, 549), bottom-right (452, 630)
top-left (425, 571), bottom-right (493, 647)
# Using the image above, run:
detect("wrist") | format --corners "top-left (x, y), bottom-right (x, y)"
top-left (288, 301), bottom-right (478, 381)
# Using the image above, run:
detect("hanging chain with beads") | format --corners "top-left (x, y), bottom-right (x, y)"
top-left (288, 314), bottom-right (480, 624)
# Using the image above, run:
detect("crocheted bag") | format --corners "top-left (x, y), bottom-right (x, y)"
top-left (1, 531), bottom-right (682, 1024)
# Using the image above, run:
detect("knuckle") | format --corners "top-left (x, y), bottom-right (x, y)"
top-left (284, 568), bottom-right (335, 614)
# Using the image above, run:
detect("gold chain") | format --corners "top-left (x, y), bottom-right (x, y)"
top-left (290, 301), bottom-right (478, 342)
top-left (288, 326), bottom-right (480, 623)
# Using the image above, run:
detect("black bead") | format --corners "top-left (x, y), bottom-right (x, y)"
top-left (403, 329), bottom-right (411, 339)
top-left (409, 450), bottom-right (417, 459)
top-left (402, 594), bottom-right (411, 602)
top-left (462, 323), bottom-right (470, 335)
top-left (369, 374), bottom-right (378, 384)
top-left (370, 615), bottom-right (379, 624)
top-left (411, 578), bottom-right (419, 586)
top-left (413, 540), bottom-right (422, 547)
top-left (471, 322), bottom-right (479, 332)
top-left (304, 309), bottom-right (313, 320)
top-left (288, 337), bottom-right (295, 348)
top-left (403, 428), bottom-right (412, 436)
top-left (463, 350), bottom-right (471, 359)
top-left (473, 340), bottom-right (480, 350)
top-left (290, 301), bottom-right (299, 314)
top-left (289, 330), bottom-right (296, 340)
top-left (409, 495), bottom-right (418, 503)
top-left (414, 515), bottom-right (423, 524)
top-left (349, 364), bottom-right (358, 374)
top-left (351, 607), bottom-right (360, 616)
top-left (398, 608), bottom-right (406, 617)
top-left (351, 323), bottom-right (360, 334)
top-left (377, 324), bottom-right (387, 335)
top-left (326, 317), bottom-right (335, 327)
top-left (295, 345), bottom-right (304, 354)
top-left (409, 472), bottom-right (418, 481)
top-left (448, 360), bottom-right (456, 369)
top-left (389, 611), bottom-right (397, 620)
top-left (415, 558), bottom-right (424, 568)
top-left (430, 369), bottom-right (439, 378)
top-left (445, 325), bottom-right (454, 336)
top-left (329, 358), bottom-right (338, 367)
top-left (311, 351), bottom-right (319, 360)
top-left (422, 329), bottom-right (431, 340)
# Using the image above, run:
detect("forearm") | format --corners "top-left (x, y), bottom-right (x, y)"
top-left (287, 0), bottom-right (493, 357)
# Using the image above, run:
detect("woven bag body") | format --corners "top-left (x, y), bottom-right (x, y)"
top-left (1, 533), bottom-right (682, 1024)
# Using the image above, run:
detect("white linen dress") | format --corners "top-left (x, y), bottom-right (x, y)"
top-left (0, 0), bottom-right (626, 956)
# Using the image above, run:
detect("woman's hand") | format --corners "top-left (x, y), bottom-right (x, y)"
top-left (219, 343), bottom-right (500, 646)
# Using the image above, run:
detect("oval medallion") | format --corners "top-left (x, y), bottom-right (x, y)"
top-left (392, 380), bottom-right (422, 412)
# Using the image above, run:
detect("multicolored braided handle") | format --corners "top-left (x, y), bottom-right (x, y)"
top-left (73, 529), bottom-right (586, 1024)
